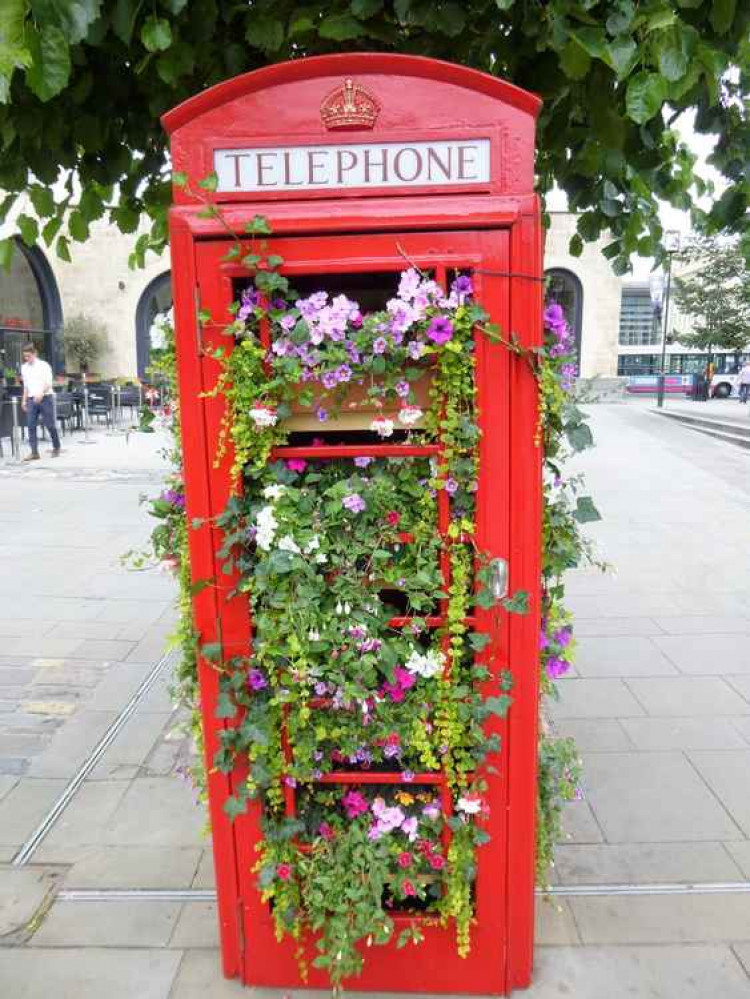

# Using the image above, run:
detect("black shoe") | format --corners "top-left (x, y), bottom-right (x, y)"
top-left (24, 453), bottom-right (40, 462)
top-left (49, 449), bottom-right (61, 457)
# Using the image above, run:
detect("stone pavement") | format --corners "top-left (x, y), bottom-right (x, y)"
top-left (1, 407), bottom-right (750, 997)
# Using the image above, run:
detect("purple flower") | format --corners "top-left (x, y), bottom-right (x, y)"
top-left (407, 340), bottom-right (425, 360)
top-left (426, 317), bottom-right (453, 346)
top-left (314, 681), bottom-right (329, 696)
top-left (280, 315), bottom-right (296, 332)
top-left (354, 456), bottom-right (373, 468)
top-left (373, 337), bottom-right (387, 355)
top-left (546, 657), bottom-right (570, 680)
top-left (395, 380), bottom-right (410, 398)
top-left (321, 370), bottom-right (339, 390)
top-left (249, 669), bottom-right (268, 691)
top-left (271, 298), bottom-right (287, 311)
top-left (452, 274), bottom-right (473, 298)
top-left (316, 407), bottom-right (328, 422)
top-left (383, 743), bottom-right (401, 759)
top-left (445, 478), bottom-right (459, 495)
top-left (401, 770), bottom-right (415, 783)
top-left (283, 775), bottom-right (297, 788)
top-left (160, 488), bottom-right (185, 508)
top-left (342, 493), bottom-right (366, 513)
top-left (336, 364), bottom-right (353, 383)
top-left (555, 626), bottom-right (573, 648)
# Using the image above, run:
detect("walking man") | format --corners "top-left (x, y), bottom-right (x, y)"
top-left (21, 344), bottom-right (61, 460)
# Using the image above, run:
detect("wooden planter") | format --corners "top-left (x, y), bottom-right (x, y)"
top-left (284, 368), bottom-right (434, 432)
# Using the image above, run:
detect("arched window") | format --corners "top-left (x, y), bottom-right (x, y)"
top-left (135, 272), bottom-right (172, 380)
top-left (545, 268), bottom-right (583, 367)
top-left (0, 238), bottom-right (63, 375)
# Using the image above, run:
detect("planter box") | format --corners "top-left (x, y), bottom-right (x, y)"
top-left (284, 368), bottom-right (434, 432)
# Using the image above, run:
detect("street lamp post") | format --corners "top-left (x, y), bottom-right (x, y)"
top-left (656, 231), bottom-right (681, 409)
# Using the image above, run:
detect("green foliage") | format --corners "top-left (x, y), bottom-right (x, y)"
top-left (62, 312), bottom-right (108, 370)
top-left (672, 236), bottom-right (750, 353)
top-left (0, 2), bottom-right (749, 270)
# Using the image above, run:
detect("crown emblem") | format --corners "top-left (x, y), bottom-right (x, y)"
top-left (320, 78), bottom-right (380, 131)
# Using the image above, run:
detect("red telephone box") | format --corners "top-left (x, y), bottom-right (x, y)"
top-left (163, 54), bottom-right (542, 995)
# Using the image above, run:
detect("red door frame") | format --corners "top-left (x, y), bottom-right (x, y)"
top-left (164, 53), bottom-right (542, 996)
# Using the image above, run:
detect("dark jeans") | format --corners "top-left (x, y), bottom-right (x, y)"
top-left (740, 384), bottom-right (750, 403)
top-left (27, 396), bottom-right (61, 453)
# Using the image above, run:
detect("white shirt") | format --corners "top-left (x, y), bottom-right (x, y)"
top-left (738, 365), bottom-right (750, 386)
top-left (21, 358), bottom-right (54, 398)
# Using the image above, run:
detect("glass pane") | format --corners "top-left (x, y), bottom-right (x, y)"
top-left (0, 246), bottom-right (44, 330)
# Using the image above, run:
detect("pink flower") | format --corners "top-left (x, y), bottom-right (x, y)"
top-left (397, 851), bottom-right (413, 869)
top-left (286, 458), bottom-right (307, 472)
top-left (402, 879), bottom-right (417, 897)
top-left (386, 511), bottom-right (401, 527)
top-left (342, 790), bottom-right (369, 819)
top-left (276, 863), bottom-right (292, 881)
top-left (318, 822), bottom-right (335, 841)
top-left (428, 853), bottom-right (446, 871)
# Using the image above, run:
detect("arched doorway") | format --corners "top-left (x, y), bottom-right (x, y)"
top-left (0, 239), bottom-right (63, 376)
top-left (545, 267), bottom-right (583, 368)
top-left (135, 271), bottom-right (172, 380)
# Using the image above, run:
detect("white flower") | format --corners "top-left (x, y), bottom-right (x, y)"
top-left (305, 535), bottom-right (320, 553)
top-left (456, 795), bottom-right (483, 815)
top-left (371, 417), bottom-right (394, 438)
top-left (315, 553), bottom-right (328, 564)
top-left (404, 648), bottom-right (445, 679)
top-left (255, 505), bottom-right (278, 551)
top-left (398, 406), bottom-right (423, 426)
top-left (308, 629), bottom-right (320, 641)
top-left (344, 602), bottom-right (351, 615)
top-left (336, 601), bottom-right (343, 615)
top-left (249, 406), bottom-right (278, 428)
top-left (262, 484), bottom-right (285, 500)
top-left (277, 535), bottom-right (301, 554)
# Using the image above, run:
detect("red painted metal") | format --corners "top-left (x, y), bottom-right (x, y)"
top-left (164, 54), bottom-right (542, 996)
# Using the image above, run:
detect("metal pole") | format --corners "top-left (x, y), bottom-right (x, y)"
top-left (10, 395), bottom-right (20, 459)
top-left (78, 384), bottom-right (96, 445)
top-left (656, 251), bottom-right (674, 409)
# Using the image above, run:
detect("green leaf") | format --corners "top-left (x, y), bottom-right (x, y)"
top-left (319, 13), bottom-right (366, 40)
top-left (0, 237), bottom-right (14, 272)
top-left (494, 0), bottom-right (514, 9)
top-left (605, 1), bottom-right (634, 35)
top-left (56, 234), bottom-right (71, 262)
top-left (30, 0), bottom-right (103, 45)
top-left (112, 0), bottom-right (138, 44)
top-left (215, 691), bottom-right (237, 719)
top-left (570, 27), bottom-right (607, 60)
top-left (245, 214), bottom-right (272, 235)
top-left (17, 214), bottom-right (38, 246)
top-left (352, 0), bottom-right (384, 16)
top-left (569, 233), bottom-right (583, 257)
top-left (468, 632), bottom-right (491, 652)
top-left (266, 254), bottom-right (284, 268)
top-left (606, 36), bottom-right (638, 79)
top-left (626, 72), bottom-right (667, 124)
top-left (0, 0), bottom-right (31, 100)
top-left (141, 15), bottom-right (172, 52)
top-left (502, 590), bottom-right (529, 615)
top-left (69, 210), bottom-right (89, 242)
top-left (29, 185), bottom-right (55, 217)
top-left (657, 30), bottom-right (689, 82)
top-left (245, 15), bottom-right (285, 53)
top-left (560, 40), bottom-right (590, 81)
top-left (26, 25), bottom-right (72, 102)
top-left (573, 496), bottom-right (602, 523)
top-left (710, 0), bottom-right (736, 34)
top-left (566, 422), bottom-right (594, 451)
top-left (41, 216), bottom-right (61, 245)
top-left (200, 641), bottom-right (222, 662)
top-left (223, 794), bottom-right (247, 821)
top-left (162, 0), bottom-right (189, 12)
top-left (197, 171), bottom-right (218, 192)
top-left (484, 694), bottom-right (512, 717)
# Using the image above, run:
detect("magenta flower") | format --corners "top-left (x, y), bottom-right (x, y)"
top-left (342, 789), bottom-right (369, 819)
top-left (426, 317), bottom-right (453, 345)
top-left (319, 822), bottom-right (335, 841)
top-left (398, 851), bottom-right (413, 868)
top-left (286, 458), bottom-right (307, 473)
top-left (546, 657), bottom-right (570, 680)
top-left (276, 863), bottom-right (292, 881)
top-left (248, 669), bottom-right (268, 691)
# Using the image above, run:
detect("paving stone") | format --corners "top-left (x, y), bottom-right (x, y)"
top-left (30, 661), bottom-right (107, 689)
top-left (655, 634), bottom-right (750, 675)
top-left (575, 637), bottom-right (678, 677)
top-left (102, 776), bottom-right (206, 847)
top-left (0, 774), bottom-right (18, 801)
top-left (48, 621), bottom-right (127, 640)
top-left (0, 867), bottom-right (57, 936)
top-left (559, 800), bottom-right (604, 844)
top-left (89, 711), bottom-right (173, 780)
top-left (96, 599), bottom-right (172, 624)
top-left (0, 948), bottom-right (182, 999)
top-left (71, 639), bottom-right (138, 661)
top-left (0, 668), bottom-right (35, 686)
top-left (192, 849), bottom-right (216, 889)
top-left (20, 699), bottom-right (77, 718)
top-left (0, 758), bottom-right (30, 775)
top-left (85, 662), bottom-right (156, 711)
top-left (654, 616), bottom-right (750, 636)
top-left (0, 733), bottom-right (48, 757)
top-left (65, 846), bottom-right (202, 889)
top-left (581, 752), bottom-right (743, 842)
top-left (572, 617), bottom-right (664, 637)
top-left (621, 716), bottom-right (749, 751)
top-left (32, 897), bottom-right (181, 947)
top-left (0, 778), bottom-right (66, 847)
top-left (688, 751), bottom-right (750, 837)
top-left (625, 677), bottom-right (750, 717)
top-left (170, 901), bottom-right (220, 948)
top-left (724, 841), bottom-right (750, 879)
top-left (569, 893), bottom-right (750, 945)
top-left (29, 710), bottom-right (117, 778)
top-left (534, 899), bottom-right (580, 945)
top-left (3, 636), bottom-right (84, 658)
top-left (167, 950), bottom-right (256, 998)
top-left (34, 780), bottom-right (130, 862)
top-left (733, 943), bottom-right (750, 979)
top-left (546, 679), bottom-right (645, 719)
top-left (727, 675), bottom-right (750, 706)
top-left (553, 842), bottom-right (744, 885)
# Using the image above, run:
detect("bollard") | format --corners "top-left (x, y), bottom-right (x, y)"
top-left (78, 384), bottom-right (96, 445)
top-left (10, 395), bottom-right (21, 460)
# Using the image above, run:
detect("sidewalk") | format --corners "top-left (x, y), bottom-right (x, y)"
top-left (1, 407), bottom-right (750, 997)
